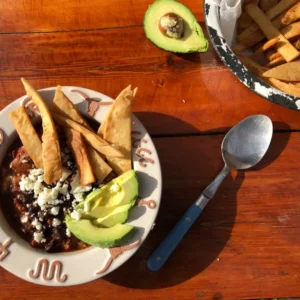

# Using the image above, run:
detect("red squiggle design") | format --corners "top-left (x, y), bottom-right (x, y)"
top-left (136, 147), bottom-right (154, 167)
top-left (0, 129), bottom-right (4, 145)
top-left (96, 239), bottom-right (141, 275)
top-left (29, 259), bottom-right (67, 282)
top-left (0, 239), bottom-right (13, 261)
top-left (131, 131), bottom-right (148, 148)
top-left (21, 96), bottom-right (32, 107)
top-left (21, 96), bottom-right (40, 118)
top-left (71, 89), bottom-right (112, 117)
top-left (138, 199), bottom-right (156, 209)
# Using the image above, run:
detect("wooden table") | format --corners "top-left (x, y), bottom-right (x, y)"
top-left (1, 0), bottom-right (300, 299)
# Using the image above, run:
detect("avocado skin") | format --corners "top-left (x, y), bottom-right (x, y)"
top-left (66, 215), bottom-right (136, 248)
top-left (144, 0), bottom-right (208, 53)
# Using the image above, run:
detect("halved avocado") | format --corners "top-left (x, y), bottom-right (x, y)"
top-left (78, 170), bottom-right (138, 220)
top-left (144, 0), bottom-right (208, 53)
top-left (66, 215), bottom-right (135, 248)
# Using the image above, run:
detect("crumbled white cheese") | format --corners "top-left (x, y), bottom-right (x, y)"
top-left (33, 232), bottom-right (44, 243)
top-left (52, 218), bottom-right (61, 227)
top-left (19, 176), bottom-right (35, 192)
top-left (50, 206), bottom-right (60, 216)
top-left (66, 228), bottom-right (71, 237)
top-left (37, 175), bottom-right (44, 183)
top-left (31, 169), bottom-right (44, 176)
top-left (74, 193), bottom-right (84, 202)
top-left (34, 181), bottom-right (43, 197)
top-left (60, 168), bottom-right (72, 182)
top-left (21, 215), bottom-right (28, 223)
top-left (60, 183), bottom-right (69, 195)
top-left (32, 219), bottom-right (42, 231)
top-left (71, 172), bottom-right (92, 194)
top-left (37, 187), bottom-right (54, 207)
top-left (110, 183), bottom-right (120, 192)
top-left (70, 210), bottom-right (82, 221)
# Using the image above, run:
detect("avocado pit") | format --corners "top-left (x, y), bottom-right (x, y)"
top-left (159, 13), bottom-right (184, 39)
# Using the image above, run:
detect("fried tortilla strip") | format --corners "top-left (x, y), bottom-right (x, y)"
top-left (260, 0), bottom-right (278, 12)
top-left (238, 12), bottom-right (253, 30)
top-left (65, 128), bottom-right (95, 186)
top-left (238, 55), bottom-right (269, 74)
top-left (53, 85), bottom-right (91, 129)
top-left (9, 106), bottom-right (43, 169)
top-left (263, 61), bottom-right (300, 81)
top-left (234, 15), bottom-right (284, 52)
top-left (238, 55), bottom-right (300, 96)
top-left (21, 78), bottom-right (62, 184)
top-left (269, 51), bottom-right (282, 61)
top-left (265, 77), bottom-right (300, 96)
top-left (254, 37), bottom-right (280, 54)
top-left (86, 146), bottom-right (112, 183)
top-left (246, 4), bottom-right (299, 62)
top-left (264, 34), bottom-right (300, 61)
top-left (237, 0), bottom-right (298, 42)
top-left (239, 55), bottom-right (300, 96)
top-left (52, 85), bottom-right (111, 182)
top-left (281, 21), bottom-right (300, 40)
top-left (266, 56), bottom-right (286, 67)
top-left (282, 3), bottom-right (300, 25)
top-left (52, 112), bottom-right (123, 158)
top-left (98, 86), bottom-right (137, 175)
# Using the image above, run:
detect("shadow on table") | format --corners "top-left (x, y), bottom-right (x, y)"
top-left (103, 113), bottom-right (290, 290)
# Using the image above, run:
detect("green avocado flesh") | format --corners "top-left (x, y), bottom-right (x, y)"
top-left (144, 0), bottom-right (208, 53)
top-left (66, 170), bottom-right (139, 247)
top-left (65, 216), bottom-right (135, 248)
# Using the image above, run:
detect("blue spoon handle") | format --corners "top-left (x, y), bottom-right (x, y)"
top-left (147, 203), bottom-right (202, 271)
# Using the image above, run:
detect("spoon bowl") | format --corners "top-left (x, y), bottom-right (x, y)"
top-left (222, 115), bottom-right (273, 170)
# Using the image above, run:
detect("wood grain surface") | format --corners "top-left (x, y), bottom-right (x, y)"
top-left (1, 27), bottom-right (300, 135)
top-left (1, 0), bottom-right (300, 299)
top-left (0, 133), bottom-right (299, 299)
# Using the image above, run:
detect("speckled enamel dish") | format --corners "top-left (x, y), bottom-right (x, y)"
top-left (0, 86), bottom-right (162, 286)
top-left (204, 0), bottom-right (300, 110)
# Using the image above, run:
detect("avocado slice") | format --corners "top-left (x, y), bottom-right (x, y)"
top-left (78, 170), bottom-right (138, 220)
top-left (92, 203), bottom-right (132, 227)
top-left (66, 215), bottom-right (135, 248)
top-left (144, 0), bottom-right (208, 53)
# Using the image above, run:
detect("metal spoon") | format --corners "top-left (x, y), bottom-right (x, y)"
top-left (147, 115), bottom-right (273, 271)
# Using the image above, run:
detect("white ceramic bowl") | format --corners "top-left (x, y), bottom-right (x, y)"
top-left (204, 0), bottom-right (300, 110)
top-left (0, 86), bottom-right (162, 286)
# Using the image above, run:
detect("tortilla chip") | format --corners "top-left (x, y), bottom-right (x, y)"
top-left (238, 0), bottom-right (298, 42)
top-left (52, 86), bottom-right (111, 182)
top-left (52, 86), bottom-right (91, 129)
top-left (246, 4), bottom-right (300, 62)
top-left (65, 128), bottom-right (95, 185)
top-left (86, 146), bottom-right (112, 183)
top-left (21, 78), bottom-right (62, 183)
top-left (98, 85), bottom-right (137, 175)
top-left (52, 112), bottom-right (123, 158)
top-left (263, 61), bottom-right (300, 81)
top-left (9, 106), bottom-right (43, 169)
top-left (282, 2), bottom-right (300, 25)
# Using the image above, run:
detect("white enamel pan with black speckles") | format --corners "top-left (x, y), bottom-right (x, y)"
top-left (204, 0), bottom-right (300, 110)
